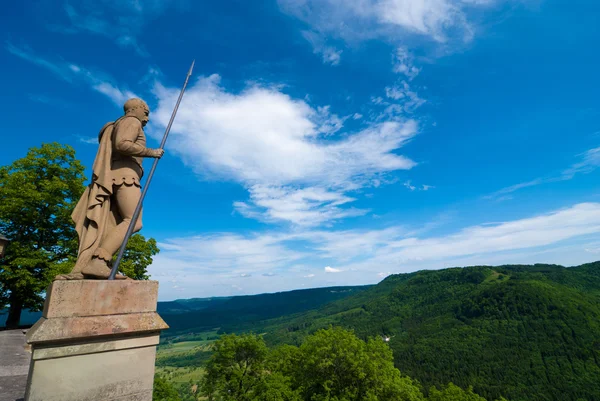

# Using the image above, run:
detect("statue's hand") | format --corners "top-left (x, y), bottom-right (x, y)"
top-left (149, 148), bottom-right (165, 158)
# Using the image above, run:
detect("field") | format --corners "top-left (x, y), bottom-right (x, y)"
top-left (155, 331), bottom-right (217, 398)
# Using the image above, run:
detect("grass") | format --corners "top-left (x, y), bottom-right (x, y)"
top-left (156, 366), bottom-right (205, 383)
top-left (158, 340), bottom-right (207, 354)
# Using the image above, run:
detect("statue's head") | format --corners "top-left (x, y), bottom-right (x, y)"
top-left (123, 98), bottom-right (150, 127)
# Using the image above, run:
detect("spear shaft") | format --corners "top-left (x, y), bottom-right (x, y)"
top-left (109, 60), bottom-right (195, 280)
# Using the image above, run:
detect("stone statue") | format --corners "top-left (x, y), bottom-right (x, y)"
top-left (56, 98), bottom-right (164, 280)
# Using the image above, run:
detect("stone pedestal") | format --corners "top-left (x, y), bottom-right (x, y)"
top-left (24, 280), bottom-right (168, 401)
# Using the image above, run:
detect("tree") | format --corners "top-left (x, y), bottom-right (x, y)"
top-left (153, 375), bottom-right (181, 401)
top-left (201, 333), bottom-right (270, 401)
top-left (0, 143), bottom-right (85, 328)
top-left (293, 326), bottom-right (425, 401)
top-left (253, 372), bottom-right (301, 401)
top-left (116, 233), bottom-right (159, 280)
top-left (1, 143), bottom-right (161, 327)
top-left (427, 383), bottom-right (487, 401)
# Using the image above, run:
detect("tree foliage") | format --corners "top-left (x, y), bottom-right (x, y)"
top-left (199, 328), bottom-right (457, 401)
top-left (293, 326), bottom-right (424, 401)
top-left (153, 375), bottom-right (181, 401)
top-left (116, 233), bottom-right (159, 280)
top-left (201, 333), bottom-right (271, 401)
top-left (428, 383), bottom-right (488, 401)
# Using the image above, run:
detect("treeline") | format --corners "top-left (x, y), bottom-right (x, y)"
top-left (154, 327), bottom-right (509, 401)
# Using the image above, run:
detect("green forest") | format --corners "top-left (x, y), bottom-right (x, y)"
top-left (156, 262), bottom-right (600, 401)
top-left (155, 328), bottom-right (509, 401)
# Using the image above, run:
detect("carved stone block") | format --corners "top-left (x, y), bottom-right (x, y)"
top-left (24, 280), bottom-right (168, 401)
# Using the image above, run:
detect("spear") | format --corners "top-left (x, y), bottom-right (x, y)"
top-left (109, 60), bottom-right (195, 280)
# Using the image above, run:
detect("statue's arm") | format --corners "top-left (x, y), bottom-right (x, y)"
top-left (114, 117), bottom-right (163, 158)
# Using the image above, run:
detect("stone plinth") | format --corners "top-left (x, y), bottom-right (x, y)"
top-left (24, 280), bottom-right (168, 401)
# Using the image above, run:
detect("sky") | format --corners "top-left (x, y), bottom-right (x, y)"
top-left (2, 0), bottom-right (600, 301)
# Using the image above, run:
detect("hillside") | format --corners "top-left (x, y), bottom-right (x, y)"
top-left (159, 285), bottom-right (371, 338)
top-left (258, 262), bottom-right (600, 401)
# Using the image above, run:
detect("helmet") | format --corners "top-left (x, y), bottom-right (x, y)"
top-left (123, 98), bottom-right (149, 114)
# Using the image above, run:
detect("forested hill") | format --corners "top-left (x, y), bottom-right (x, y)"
top-left (262, 262), bottom-right (600, 401)
top-left (159, 285), bottom-right (371, 337)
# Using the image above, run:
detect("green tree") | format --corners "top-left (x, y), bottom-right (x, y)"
top-left (153, 375), bottom-right (181, 401)
top-left (293, 326), bottom-right (424, 401)
top-left (427, 383), bottom-right (487, 401)
top-left (201, 333), bottom-right (270, 401)
top-left (254, 372), bottom-right (301, 401)
top-left (115, 233), bottom-right (159, 280)
top-left (0, 143), bottom-right (85, 328)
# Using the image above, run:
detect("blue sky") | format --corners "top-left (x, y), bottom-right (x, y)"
top-left (2, 0), bottom-right (600, 301)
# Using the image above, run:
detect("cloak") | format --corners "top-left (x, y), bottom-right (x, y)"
top-left (70, 118), bottom-right (124, 273)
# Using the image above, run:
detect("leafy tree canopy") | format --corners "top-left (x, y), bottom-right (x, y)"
top-left (199, 328), bottom-right (470, 401)
top-left (0, 143), bottom-right (85, 326)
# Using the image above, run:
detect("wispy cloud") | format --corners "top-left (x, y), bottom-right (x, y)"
top-left (302, 30), bottom-right (343, 65)
top-left (234, 185), bottom-right (369, 227)
top-left (486, 146), bottom-right (600, 199)
top-left (562, 146), bottom-right (600, 177)
top-left (78, 136), bottom-right (99, 144)
top-left (27, 93), bottom-right (74, 109)
top-left (393, 46), bottom-right (421, 80)
top-left (52, 1), bottom-right (188, 57)
top-left (149, 202), bottom-right (600, 299)
top-left (277, 0), bottom-right (507, 48)
top-left (6, 43), bottom-right (136, 106)
top-left (6, 43), bottom-right (73, 82)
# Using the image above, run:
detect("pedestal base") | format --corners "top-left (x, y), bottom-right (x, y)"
top-left (24, 280), bottom-right (168, 401)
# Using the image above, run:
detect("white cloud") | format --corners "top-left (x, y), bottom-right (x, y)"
top-left (150, 202), bottom-right (600, 300)
top-left (277, 0), bottom-right (503, 46)
top-left (152, 74), bottom-right (418, 225)
top-left (379, 203), bottom-right (600, 262)
top-left (234, 185), bottom-right (369, 227)
top-left (325, 266), bottom-right (343, 273)
top-left (156, 233), bottom-right (304, 275)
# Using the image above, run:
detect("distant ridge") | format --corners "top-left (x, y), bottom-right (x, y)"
top-left (2, 285), bottom-right (369, 328)
top-left (159, 285), bottom-right (372, 335)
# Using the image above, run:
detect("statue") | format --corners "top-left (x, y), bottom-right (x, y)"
top-left (57, 61), bottom-right (194, 281)
top-left (56, 98), bottom-right (164, 280)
